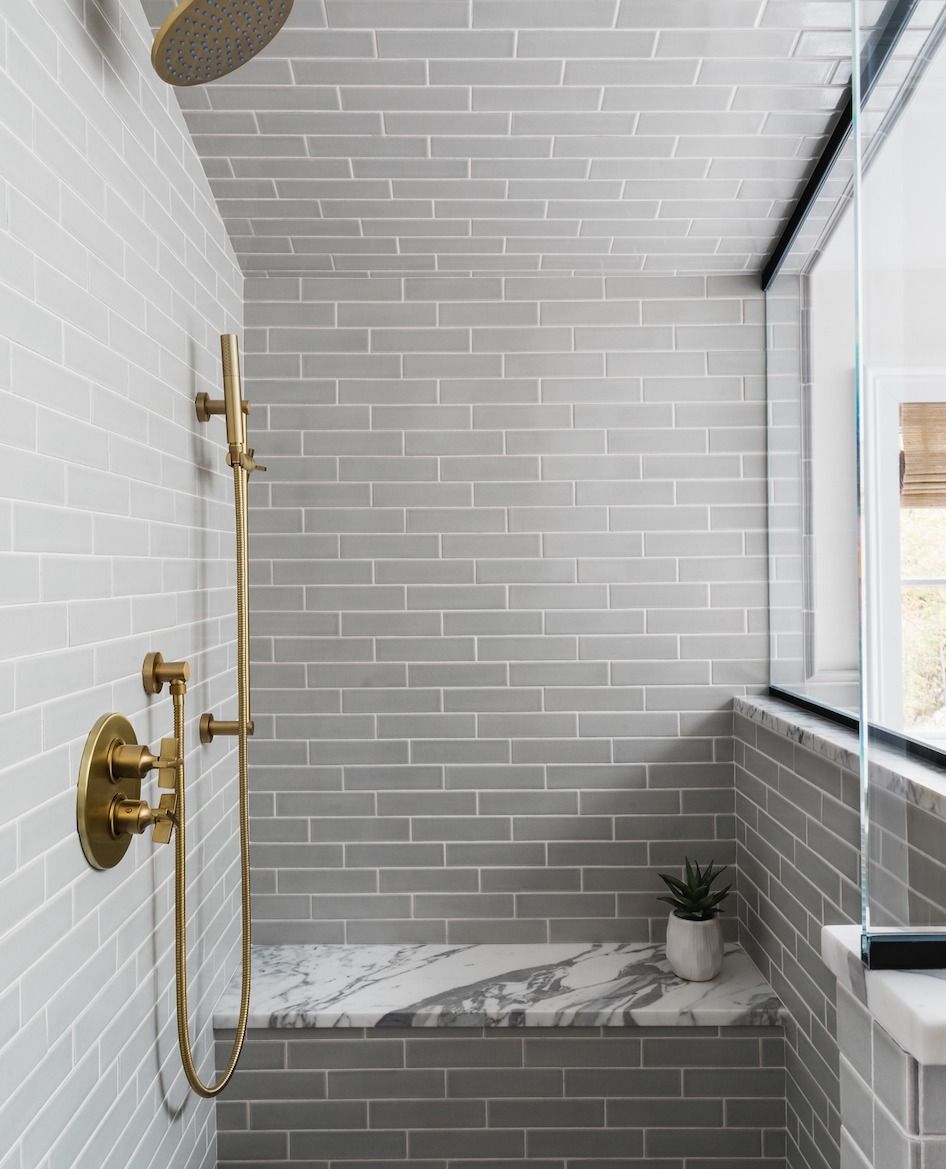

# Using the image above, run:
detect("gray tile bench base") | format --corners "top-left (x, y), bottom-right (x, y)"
top-left (215, 1024), bottom-right (787, 1169)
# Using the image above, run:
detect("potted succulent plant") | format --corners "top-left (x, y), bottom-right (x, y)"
top-left (657, 859), bottom-right (731, 982)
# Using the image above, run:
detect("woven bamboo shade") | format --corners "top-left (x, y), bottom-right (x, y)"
top-left (900, 402), bottom-right (946, 508)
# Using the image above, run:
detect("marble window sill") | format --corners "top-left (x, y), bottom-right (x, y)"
top-left (736, 694), bottom-right (946, 822)
top-left (214, 941), bottom-right (785, 1030)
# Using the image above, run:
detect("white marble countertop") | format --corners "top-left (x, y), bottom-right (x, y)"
top-left (823, 924), bottom-right (946, 1065)
top-left (214, 941), bottom-right (785, 1030)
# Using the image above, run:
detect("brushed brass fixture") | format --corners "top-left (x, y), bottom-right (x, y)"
top-left (179, 331), bottom-right (256, 1097)
top-left (196, 333), bottom-right (263, 748)
top-left (76, 642), bottom-right (252, 1095)
top-left (195, 336), bottom-right (267, 477)
top-left (111, 791), bottom-right (177, 840)
top-left (151, 0), bottom-right (294, 88)
top-left (109, 742), bottom-right (161, 778)
top-left (168, 656), bottom-right (252, 1097)
top-left (76, 714), bottom-right (180, 870)
top-left (199, 714), bottom-right (255, 743)
top-left (195, 392), bottom-right (249, 423)
top-left (78, 332), bottom-right (259, 1098)
top-left (221, 333), bottom-right (247, 450)
top-left (143, 652), bottom-right (191, 694)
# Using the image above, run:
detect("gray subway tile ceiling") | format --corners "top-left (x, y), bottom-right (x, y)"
top-left (139, 0), bottom-right (900, 275)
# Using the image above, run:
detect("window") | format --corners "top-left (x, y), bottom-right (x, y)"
top-left (866, 384), bottom-right (946, 737)
top-left (766, 8), bottom-right (946, 761)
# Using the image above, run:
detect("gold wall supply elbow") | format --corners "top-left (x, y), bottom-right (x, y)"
top-left (142, 652), bottom-right (189, 694)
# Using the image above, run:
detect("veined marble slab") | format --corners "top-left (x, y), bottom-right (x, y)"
top-left (214, 942), bottom-right (784, 1030)
top-left (737, 694), bottom-right (946, 821)
top-left (823, 924), bottom-right (946, 1065)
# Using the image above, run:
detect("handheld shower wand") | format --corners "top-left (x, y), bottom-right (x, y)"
top-left (198, 337), bottom-right (266, 480)
top-left (221, 333), bottom-right (247, 451)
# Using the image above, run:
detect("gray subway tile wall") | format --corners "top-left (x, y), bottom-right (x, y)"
top-left (0, 3), bottom-right (243, 1169)
top-left (735, 710), bottom-right (858, 1169)
top-left (244, 272), bottom-right (768, 943)
top-left (138, 0), bottom-right (861, 277)
top-left (216, 1025), bottom-right (787, 1169)
top-left (835, 983), bottom-right (946, 1169)
top-left (733, 707), bottom-right (946, 1169)
top-left (7, 7), bottom-right (918, 1169)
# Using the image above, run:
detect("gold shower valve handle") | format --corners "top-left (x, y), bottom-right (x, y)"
top-left (109, 794), bottom-right (177, 844)
top-left (109, 797), bottom-right (155, 837)
top-left (109, 740), bottom-right (182, 782)
top-left (109, 743), bottom-right (160, 780)
top-left (104, 735), bottom-right (181, 844)
top-left (157, 737), bottom-right (180, 788)
top-left (152, 794), bottom-right (178, 845)
top-left (106, 736), bottom-right (181, 843)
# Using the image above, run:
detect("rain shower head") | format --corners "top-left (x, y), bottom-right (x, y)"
top-left (151, 0), bottom-right (293, 87)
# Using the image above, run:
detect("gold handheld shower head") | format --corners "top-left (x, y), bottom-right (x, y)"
top-left (152, 0), bottom-right (294, 87)
top-left (220, 333), bottom-right (247, 451)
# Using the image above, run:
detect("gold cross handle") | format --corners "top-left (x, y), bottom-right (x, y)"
top-left (156, 737), bottom-right (180, 789)
top-left (109, 793), bottom-right (177, 844)
top-left (152, 793), bottom-right (178, 845)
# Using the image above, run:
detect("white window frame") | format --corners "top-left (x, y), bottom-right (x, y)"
top-left (864, 368), bottom-right (946, 734)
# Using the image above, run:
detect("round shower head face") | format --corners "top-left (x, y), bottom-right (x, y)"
top-left (152, 0), bottom-right (293, 87)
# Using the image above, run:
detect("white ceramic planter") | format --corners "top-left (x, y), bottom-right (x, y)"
top-left (665, 912), bottom-right (723, 982)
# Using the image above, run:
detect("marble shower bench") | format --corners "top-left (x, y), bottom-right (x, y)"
top-left (215, 941), bottom-right (784, 1029)
top-left (214, 942), bottom-right (789, 1167)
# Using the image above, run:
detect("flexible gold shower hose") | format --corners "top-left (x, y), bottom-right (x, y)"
top-left (172, 460), bottom-right (252, 1097)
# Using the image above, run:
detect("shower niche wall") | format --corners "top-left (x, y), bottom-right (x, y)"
top-left (765, 0), bottom-right (946, 962)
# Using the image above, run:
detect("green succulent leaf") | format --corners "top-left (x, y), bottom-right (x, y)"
top-left (656, 858), bottom-right (730, 919)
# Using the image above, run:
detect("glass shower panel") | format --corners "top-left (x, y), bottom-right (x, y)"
top-left (853, 0), bottom-right (946, 952)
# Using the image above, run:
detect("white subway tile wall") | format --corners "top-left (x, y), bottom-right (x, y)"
top-left (244, 272), bottom-right (768, 943)
top-left (0, 4), bottom-right (242, 1169)
top-left (139, 0), bottom-right (865, 276)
